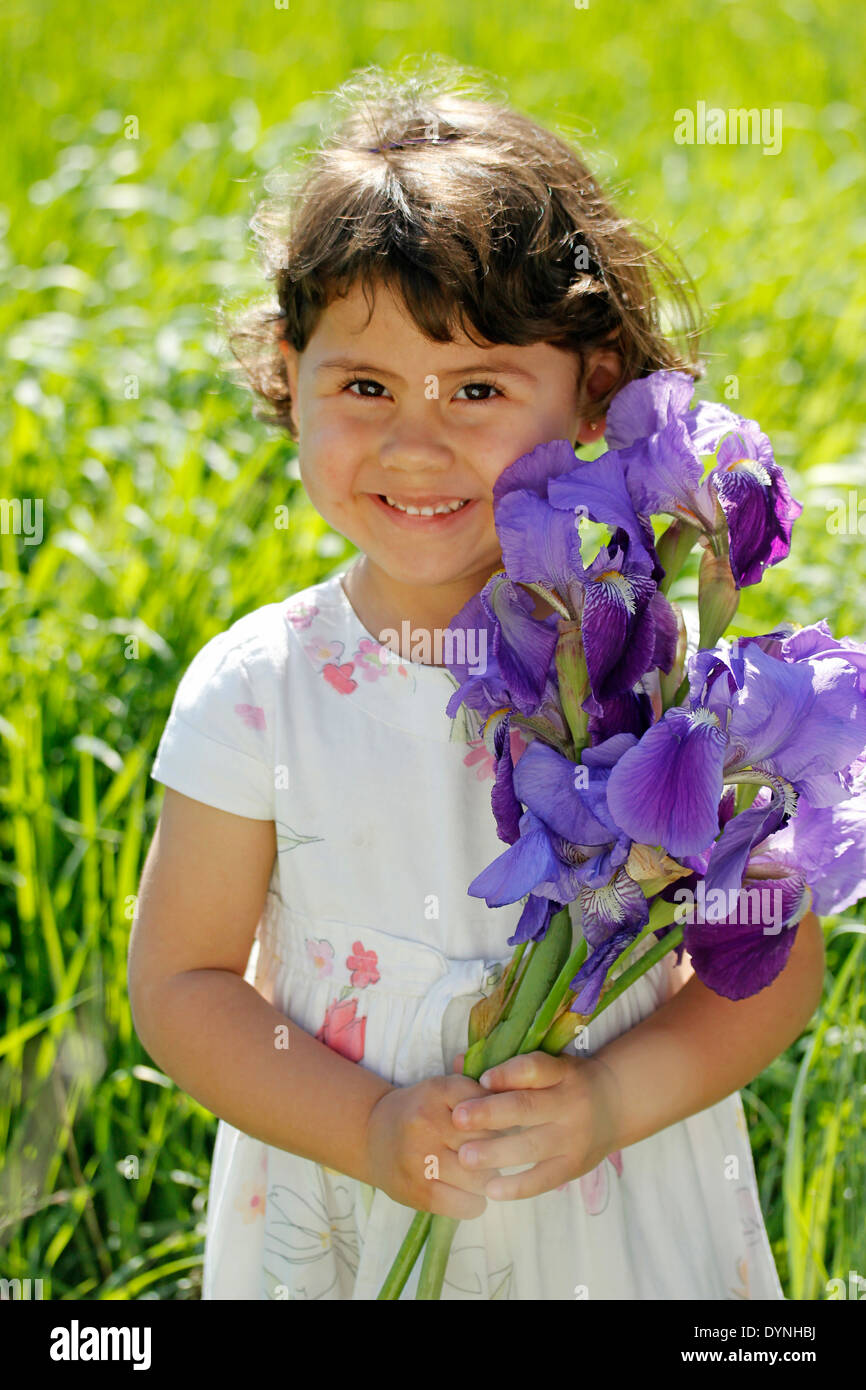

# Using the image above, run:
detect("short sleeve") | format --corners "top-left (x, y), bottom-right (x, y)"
top-left (151, 628), bottom-right (275, 820)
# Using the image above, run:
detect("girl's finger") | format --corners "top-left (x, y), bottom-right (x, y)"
top-left (484, 1156), bottom-right (572, 1202)
top-left (453, 1084), bottom-right (547, 1133)
top-left (457, 1123), bottom-right (559, 1175)
top-left (479, 1051), bottom-right (564, 1091)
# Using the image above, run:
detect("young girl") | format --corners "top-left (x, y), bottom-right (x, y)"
top-left (128, 63), bottom-right (823, 1300)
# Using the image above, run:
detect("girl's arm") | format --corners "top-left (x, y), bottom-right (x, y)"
top-left (128, 789), bottom-right (395, 1186)
top-left (589, 909), bottom-right (826, 1152)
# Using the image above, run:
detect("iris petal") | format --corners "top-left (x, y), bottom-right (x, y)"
top-left (568, 926), bottom-right (639, 1013)
top-left (617, 418), bottom-right (707, 522)
top-left (467, 811), bottom-right (560, 906)
top-left (445, 589), bottom-right (510, 718)
top-left (513, 741), bottom-right (612, 845)
top-left (483, 573), bottom-right (558, 715)
top-left (506, 893), bottom-right (565, 947)
top-left (704, 780), bottom-right (794, 900)
top-left (758, 787), bottom-right (866, 918)
top-left (493, 439), bottom-right (582, 507)
top-left (727, 643), bottom-right (866, 789)
top-left (495, 487), bottom-right (583, 594)
top-left (578, 867), bottom-right (650, 947)
top-left (603, 370), bottom-right (697, 450)
top-left (605, 706), bottom-right (728, 855)
top-left (548, 454), bottom-right (661, 577)
top-left (491, 715), bottom-right (523, 846)
top-left (683, 874), bottom-right (809, 1000)
top-left (711, 427), bottom-right (803, 587)
top-left (581, 567), bottom-right (657, 698)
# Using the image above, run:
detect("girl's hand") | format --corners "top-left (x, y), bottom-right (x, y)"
top-left (363, 1075), bottom-right (505, 1220)
top-left (449, 1050), bottom-right (621, 1200)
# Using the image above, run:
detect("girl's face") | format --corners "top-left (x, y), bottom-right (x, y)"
top-left (280, 279), bottom-right (620, 616)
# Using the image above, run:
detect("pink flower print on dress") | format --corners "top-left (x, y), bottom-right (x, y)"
top-left (316, 997), bottom-right (366, 1063)
top-left (234, 704), bottom-right (266, 731)
top-left (323, 662), bottom-right (358, 694)
top-left (233, 1176), bottom-right (266, 1224)
top-left (561, 1150), bottom-right (623, 1211)
top-left (305, 937), bottom-right (335, 978)
top-left (354, 637), bottom-right (393, 682)
top-left (463, 736), bottom-right (496, 781)
top-left (303, 637), bottom-right (359, 694)
top-left (346, 941), bottom-right (380, 989)
top-left (304, 637), bottom-right (345, 668)
top-left (285, 601), bottom-right (319, 631)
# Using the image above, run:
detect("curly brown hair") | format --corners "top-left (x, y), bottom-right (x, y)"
top-left (218, 57), bottom-right (707, 440)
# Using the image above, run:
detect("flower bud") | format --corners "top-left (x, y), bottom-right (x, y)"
top-left (656, 518), bottom-right (698, 596)
top-left (698, 538), bottom-right (740, 649)
top-left (555, 620), bottom-right (591, 752)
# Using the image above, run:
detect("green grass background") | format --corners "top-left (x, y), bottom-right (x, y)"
top-left (1, 0), bottom-right (864, 1299)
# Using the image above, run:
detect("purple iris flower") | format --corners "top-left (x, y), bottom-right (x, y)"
top-left (492, 440), bottom-right (588, 601)
top-left (579, 529), bottom-right (678, 700)
top-left (479, 570), bottom-right (559, 716)
top-left (604, 370), bottom-right (718, 452)
top-left (546, 451), bottom-right (665, 583)
top-left (468, 734), bottom-right (647, 949)
top-left (679, 866), bottom-right (812, 1000)
top-left (649, 785), bottom-right (809, 998)
top-left (602, 370), bottom-right (803, 588)
top-left (754, 619), bottom-right (866, 695)
top-left (606, 634), bottom-right (866, 899)
top-left (679, 744), bottom-right (866, 998)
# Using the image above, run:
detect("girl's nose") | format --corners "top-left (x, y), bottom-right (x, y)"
top-left (378, 430), bottom-right (455, 474)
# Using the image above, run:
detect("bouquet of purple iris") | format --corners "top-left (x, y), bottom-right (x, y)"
top-left (378, 370), bottom-right (866, 1300)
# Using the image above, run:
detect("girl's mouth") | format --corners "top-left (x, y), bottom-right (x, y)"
top-left (367, 494), bottom-right (479, 526)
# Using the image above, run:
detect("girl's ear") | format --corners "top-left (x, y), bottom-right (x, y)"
top-left (575, 343), bottom-right (623, 446)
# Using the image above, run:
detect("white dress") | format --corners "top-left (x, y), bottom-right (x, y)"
top-left (150, 567), bottom-right (785, 1301)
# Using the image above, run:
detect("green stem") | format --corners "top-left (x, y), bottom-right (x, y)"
top-left (499, 939), bottom-right (537, 1023)
top-left (376, 1210), bottom-right (433, 1300)
top-left (415, 1216), bottom-right (460, 1299)
top-left (518, 935), bottom-right (588, 1055)
top-left (539, 907), bottom-right (683, 1053)
top-left (500, 940), bottom-right (528, 1001)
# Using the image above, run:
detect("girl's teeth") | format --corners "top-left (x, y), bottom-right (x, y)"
top-left (383, 496), bottom-right (469, 516)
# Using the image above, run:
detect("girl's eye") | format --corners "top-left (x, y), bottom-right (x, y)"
top-left (341, 377), bottom-right (501, 401)
top-left (345, 378), bottom-right (391, 398)
top-left (454, 381), bottom-right (503, 402)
